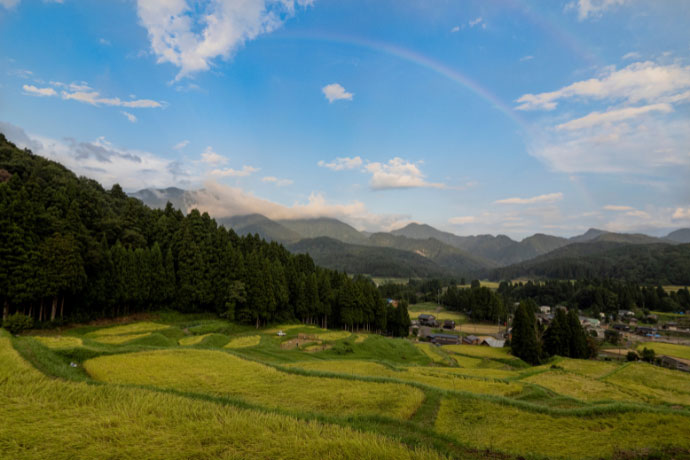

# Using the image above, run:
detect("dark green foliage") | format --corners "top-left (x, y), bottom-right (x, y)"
top-left (627, 351), bottom-right (639, 361)
top-left (640, 347), bottom-right (656, 363)
top-left (0, 134), bottom-right (405, 336)
top-left (511, 301), bottom-right (540, 365)
top-left (604, 329), bottom-right (621, 345)
top-left (441, 284), bottom-right (506, 323)
top-left (3, 313), bottom-right (34, 334)
top-left (542, 309), bottom-right (591, 359)
top-left (489, 242), bottom-right (690, 285)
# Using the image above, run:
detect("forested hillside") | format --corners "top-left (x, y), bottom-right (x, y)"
top-left (0, 134), bottom-right (408, 334)
top-left (488, 242), bottom-right (690, 285)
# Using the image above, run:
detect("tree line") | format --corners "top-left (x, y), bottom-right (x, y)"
top-left (0, 134), bottom-right (409, 335)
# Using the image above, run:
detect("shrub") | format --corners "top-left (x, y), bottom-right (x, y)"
top-left (3, 313), bottom-right (34, 335)
top-left (640, 347), bottom-right (655, 363)
top-left (626, 351), bottom-right (639, 361)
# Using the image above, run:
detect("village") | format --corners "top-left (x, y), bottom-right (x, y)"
top-left (410, 302), bottom-right (690, 373)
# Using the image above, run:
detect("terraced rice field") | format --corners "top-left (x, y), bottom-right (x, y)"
top-left (11, 317), bottom-right (690, 460)
top-left (84, 349), bottom-right (425, 419)
top-left (224, 335), bottom-right (261, 348)
top-left (637, 342), bottom-right (690, 361)
top-left (456, 324), bottom-right (502, 335)
top-left (0, 336), bottom-right (441, 460)
top-left (286, 360), bottom-right (524, 396)
top-left (435, 396), bottom-right (690, 459)
top-left (33, 336), bottom-right (82, 349)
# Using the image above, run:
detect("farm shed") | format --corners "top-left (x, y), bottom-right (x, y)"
top-left (659, 355), bottom-right (690, 373)
top-left (443, 319), bottom-right (455, 329)
top-left (481, 337), bottom-right (505, 348)
top-left (462, 335), bottom-right (481, 345)
top-left (539, 306), bottom-right (551, 314)
top-left (429, 333), bottom-right (460, 345)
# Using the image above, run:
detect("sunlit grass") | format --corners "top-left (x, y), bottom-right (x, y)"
top-left (33, 336), bottom-right (82, 349)
top-left (436, 395), bottom-right (690, 459)
top-left (84, 349), bottom-right (424, 420)
top-left (456, 324), bottom-right (502, 335)
top-left (415, 342), bottom-right (448, 365)
top-left (0, 337), bottom-right (442, 460)
top-left (224, 335), bottom-right (262, 349)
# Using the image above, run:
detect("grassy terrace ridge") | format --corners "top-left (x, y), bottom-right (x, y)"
top-left (6, 314), bottom-right (690, 460)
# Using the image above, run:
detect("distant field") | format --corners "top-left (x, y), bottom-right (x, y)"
top-left (408, 303), bottom-right (467, 322)
top-left (456, 281), bottom-right (501, 289)
top-left (456, 323), bottom-right (502, 335)
top-left (663, 285), bottom-right (689, 293)
top-left (637, 342), bottom-right (690, 361)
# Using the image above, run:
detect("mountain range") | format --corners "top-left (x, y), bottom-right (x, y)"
top-left (131, 187), bottom-right (690, 280)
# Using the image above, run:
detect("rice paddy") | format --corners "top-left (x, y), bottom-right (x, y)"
top-left (9, 315), bottom-right (690, 460)
top-left (33, 335), bottom-right (82, 349)
top-left (456, 323), bottom-right (502, 335)
top-left (637, 342), bottom-right (690, 361)
top-left (84, 349), bottom-right (425, 420)
top-left (224, 335), bottom-right (262, 348)
top-left (0, 337), bottom-right (443, 460)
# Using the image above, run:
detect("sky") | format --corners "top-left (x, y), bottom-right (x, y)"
top-left (1, 0), bottom-right (689, 239)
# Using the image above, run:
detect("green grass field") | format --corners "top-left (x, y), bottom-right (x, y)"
top-left (408, 303), bottom-right (467, 322)
top-left (7, 315), bottom-right (690, 460)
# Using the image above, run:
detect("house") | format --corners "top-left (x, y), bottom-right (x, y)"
top-left (618, 310), bottom-right (635, 318)
top-left (481, 337), bottom-right (505, 348)
top-left (539, 306), bottom-right (551, 315)
top-left (635, 326), bottom-right (657, 336)
top-left (443, 319), bottom-right (456, 330)
top-left (428, 333), bottom-right (459, 345)
top-left (418, 314), bottom-right (437, 327)
top-left (662, 322), bottom-right (678, 331)
top-left (579, 316), bottom-right (600, 327)
top-left (462, 334), bottom-right (481, 345)
top-left (611, 323), bottom-right (630, 332)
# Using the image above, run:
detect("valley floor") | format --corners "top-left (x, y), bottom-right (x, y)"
top-left (4, 313), bottom-right (690, 460)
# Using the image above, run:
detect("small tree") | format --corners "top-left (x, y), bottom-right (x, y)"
top-left (640, 347), bottom-right (655, 363)
top-left (3, 313), bottom-right (33, 335)
top-left (626, 351), bottom-right (639, 361)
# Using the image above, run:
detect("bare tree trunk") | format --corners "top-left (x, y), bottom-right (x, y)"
top-left (38, 301), bottom-right (44, 323)
top-left (51, 296), bottom-right (58, 321)
top-left (2, 298), bottom-right (8, 322)
top-left (256, 317), bottom-right (259, 329)
top-left (60, 296), bottom-right (65, 319)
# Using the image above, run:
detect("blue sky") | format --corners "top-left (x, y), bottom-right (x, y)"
top-left (1, 0), bottom-right (689, 238)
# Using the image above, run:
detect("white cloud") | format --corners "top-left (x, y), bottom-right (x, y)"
top-left (672, 208), bottom-right (690, 220)
top-left (200, 146), bottom-right (227, 165)
top-left (622, 51), bottom-right (641, 60)
top-left (520, 55), bottom-right (534, 62)
top-left (121, 111), bottom-right (137, 123)
top-left (99, 38), bottom-right (111, 46)
top-left (604, 205), bottom-right (634, 211)
top-left (135, 0), bottom-right (313, 80)
top-left (0, 121), bottom-right (194, 190)
top-left (0, 0), bottom-right (20, 8)
top-left (450, 25), bottom-right (460, 33)
top-left (61, 90), bottom-right (163, 108)
top-left (262, 176), bottom-right (293, 186)
top-left (468, 17), bottom-right (483, 27)
top-left (567, 0), bottom-right (629, 20)
top-left (318, 156), bottom-right (362, 171)
top-left (555, 103), bottom-right (673, 131)
top-left (515, 61), bottom-right (690, 111)
top-left (191, 182), bottom-right (405, 232)
top-left (494, 193), bottom-right (563, 205)
top-left (173, 140), bottom-right (190, 150)
top-left (365, 157), bottom-right (447, 190)
top-left (22, 84), bottom-right (57, 97)
top-left (210, 165), bottom-right (259, 177)
top-left (322, 83), bottom-right (353, 103)
top-left (448, 216), bottom-right (476, 225)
